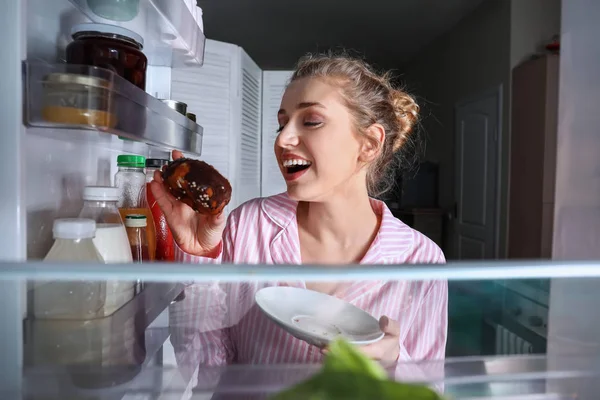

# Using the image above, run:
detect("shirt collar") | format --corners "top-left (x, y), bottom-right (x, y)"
top-left (261, 193), bottom-right (414, 262)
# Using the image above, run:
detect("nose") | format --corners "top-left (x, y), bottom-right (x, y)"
top-left (275, 124), bottom-right (300, 149)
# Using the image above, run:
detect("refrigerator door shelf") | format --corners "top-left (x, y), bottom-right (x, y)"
top-left (23, 61), bottom-right (203, 156)
top-left (68, 0), bottom-right (205, 67)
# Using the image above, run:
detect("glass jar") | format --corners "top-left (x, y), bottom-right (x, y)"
top-left (35, 219), bottom-right (104, 319)
top-left (41, 73), bottom-right (116, 128)
top-left (66, 23), bottom-right (147, 90)
top-left (115, 154), bottom-right (156, 261)
top-left (125, 214), bottom-right (150, 262)
top-left (115, 154), bottom-right (146, 208)
top-left (79, 186), bottom-right (133, 263)
top-left (144, 159), bottom-right (175, 261)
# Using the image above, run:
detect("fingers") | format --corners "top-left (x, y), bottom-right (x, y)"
top-left (205, 211), bottom-right (227, 235)
top-left (154, 169), bottom-right (163, 183)
top-left (172, 150), bottom-right (184, 160)
top-left (210, 212), bottom-right (227, 227)
top-left (379, 316), bottom-right (400, 337)
top-left (149, 179), bottom-right (176, 216)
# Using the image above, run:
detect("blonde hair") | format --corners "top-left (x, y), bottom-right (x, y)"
top-left (290, 53), bottom-right (421, 197)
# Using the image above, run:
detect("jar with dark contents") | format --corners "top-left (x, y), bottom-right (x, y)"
top-left (66, 23), bottom-right (147, 90)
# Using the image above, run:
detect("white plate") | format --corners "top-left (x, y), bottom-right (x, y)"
top-left (255, 286), bottom-right (384, 348)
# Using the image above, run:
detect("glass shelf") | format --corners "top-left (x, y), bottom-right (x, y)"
top-left (23, 61), bottom-right (203, 155)
top-left (68, 0), bottom-right (206, 67)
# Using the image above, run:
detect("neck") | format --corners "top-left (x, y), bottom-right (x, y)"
top-left (297, 185), bottom-right (378, 246)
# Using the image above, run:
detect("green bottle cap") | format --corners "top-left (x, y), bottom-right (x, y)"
top-left (117, 155), bottom-right (146, 168)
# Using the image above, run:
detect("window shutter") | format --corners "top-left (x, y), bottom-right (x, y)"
top-left (261, 71), bottom-right (293, 197)
top-left (235, 49), bottom-right (262, 207)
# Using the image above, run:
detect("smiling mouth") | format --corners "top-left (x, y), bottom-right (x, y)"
top-left (283, 159), bottom-right (312, 175)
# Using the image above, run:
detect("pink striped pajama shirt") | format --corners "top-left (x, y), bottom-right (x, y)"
top-left (169, 192), bottom-right (448, 369)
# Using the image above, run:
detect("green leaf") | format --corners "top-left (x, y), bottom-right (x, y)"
top-left (322, 339), bottom-right (387, 380)
top-left (270, 339), bottom-right (444, 400)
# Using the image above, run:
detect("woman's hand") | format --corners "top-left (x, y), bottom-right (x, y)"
top-left (150, 150), bottom-right (226, 257)
top-left (320, 316), bottom-right (401, 367)
top-left (358, 316), bottom-right (401, 367)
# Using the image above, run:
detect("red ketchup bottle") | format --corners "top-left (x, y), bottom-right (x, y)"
top-left (145, 159), bottom-right (175, 261)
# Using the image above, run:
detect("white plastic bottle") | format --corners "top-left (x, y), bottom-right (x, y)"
top-left (35, 219), bottom-right (105, 319)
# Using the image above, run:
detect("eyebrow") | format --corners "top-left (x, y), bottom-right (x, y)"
top-left (277, 102), bottom-right (326, 115)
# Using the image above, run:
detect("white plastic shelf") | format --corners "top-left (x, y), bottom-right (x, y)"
top-left (68, 0), bottom-right (206, 67)
top-left (24, 61), bottom-right (203, 155)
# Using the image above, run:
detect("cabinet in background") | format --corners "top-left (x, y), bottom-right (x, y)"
top-left (508, 55), bottom-right (559, 259)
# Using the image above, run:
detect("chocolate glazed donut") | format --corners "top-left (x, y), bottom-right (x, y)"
top-left (162, 158), bottom-right (232, 215)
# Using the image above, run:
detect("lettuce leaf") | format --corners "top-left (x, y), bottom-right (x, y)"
top-left (270, 339), bottom-right (443, 400)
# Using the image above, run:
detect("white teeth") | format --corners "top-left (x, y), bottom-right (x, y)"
top-left (283, 159), bottom-right (312, 167)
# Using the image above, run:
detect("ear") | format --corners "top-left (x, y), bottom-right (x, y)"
top-left (359, 123), bottom-right (385, 163)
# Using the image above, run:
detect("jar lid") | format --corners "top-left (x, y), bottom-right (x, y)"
top-left (53, 218), bottom-right (96, 239)
top-left (117, 154), bottom-right (146, 167)
top-left (71, 23), bottom-right (144, 48)
top-left (146, 158), bottom-right (169, 168)
top-left (158, 99), bottom-right (187, 115)
top-left (83, 186), bottom-right (119, 201)
top-left (125, 214), bottom-right (147, 227)
top-left (43, 73), bottom-right (111, 89)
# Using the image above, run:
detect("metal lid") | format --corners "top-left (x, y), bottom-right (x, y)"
top-left (159, 99), bottom-right (187, 116)
top-left (53, 218), bottom-right (96, 239)
top-left (146, 158), bottom-right (169, 169)
top-left (43, 73), bottom-right (111, 89)
top-left (125, 214), bottom-right (147, 228)
top-left (83, 186), bottom-right (119, 201)
top-left (71, 23), bottom-right (144, 48)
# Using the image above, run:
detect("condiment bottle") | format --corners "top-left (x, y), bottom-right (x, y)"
top-left (115, 154), bottom-right (156, 261)
top-left (36, 219), bottom-right (105, 319)
top-left (79, 186), bottom-right (133, 263)
top-left (125, 214), bottom-right (150, 263)
top-left (66, 23), bottom-right (147, 90)
top-left (144, 159), bottom-right (174, 261)
top-left (79, 186), bottom-right (135, 311)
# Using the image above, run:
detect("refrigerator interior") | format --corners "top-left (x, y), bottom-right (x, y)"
top-left (3, 0), bottom-right (600, 399)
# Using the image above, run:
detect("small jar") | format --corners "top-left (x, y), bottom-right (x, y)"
top-left (159, 99), bottom-right (187, 115)
top-left (115, 155), bottom-right (146, 209)
top-left (41, 73), bottom-right (116, 128)
top-left (66, 23), bottom-right (147, 90)
top-left (115, 154), bottom-right (156, 261)
top-left (125, 214), bottom-right (150, 263)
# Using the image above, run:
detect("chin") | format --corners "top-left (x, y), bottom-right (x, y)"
top-left (285, 183), bottom-right (323, 202)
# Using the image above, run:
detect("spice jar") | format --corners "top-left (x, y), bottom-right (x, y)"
top-left (66, 23), bottom-right (147, 90)
top-left (125, 214), bottom-right (150, 263)
top-left (115, 155), bottom-right (156, 261)
top-left (41, 73), bottom-right (116, 128)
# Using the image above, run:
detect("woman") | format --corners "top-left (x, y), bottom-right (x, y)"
top-left (152, 54), bottom-right (448, 368)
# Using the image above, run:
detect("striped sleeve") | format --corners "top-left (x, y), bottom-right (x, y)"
top-left (402, 280), bottom-right (448, 361)
top-left (170, 211), bottom-right (240, 368)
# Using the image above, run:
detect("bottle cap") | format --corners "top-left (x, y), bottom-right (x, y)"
top-left (117, 154), bottom-right (145, 168)
top-left (83, 186), bottom-right (119, 201)
top-left (145, 158), bottom-right (169, 169)
top-left (125, 214), bottom-right (147, 227)
top-left (53, 218), bottom-right (96, 239)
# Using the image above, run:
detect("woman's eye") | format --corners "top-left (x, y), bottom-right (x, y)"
top-left (304, 121), bottom-right (322, 127)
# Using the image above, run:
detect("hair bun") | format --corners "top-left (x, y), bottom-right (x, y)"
top-left (391, 90), bottom-right (420, 152)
